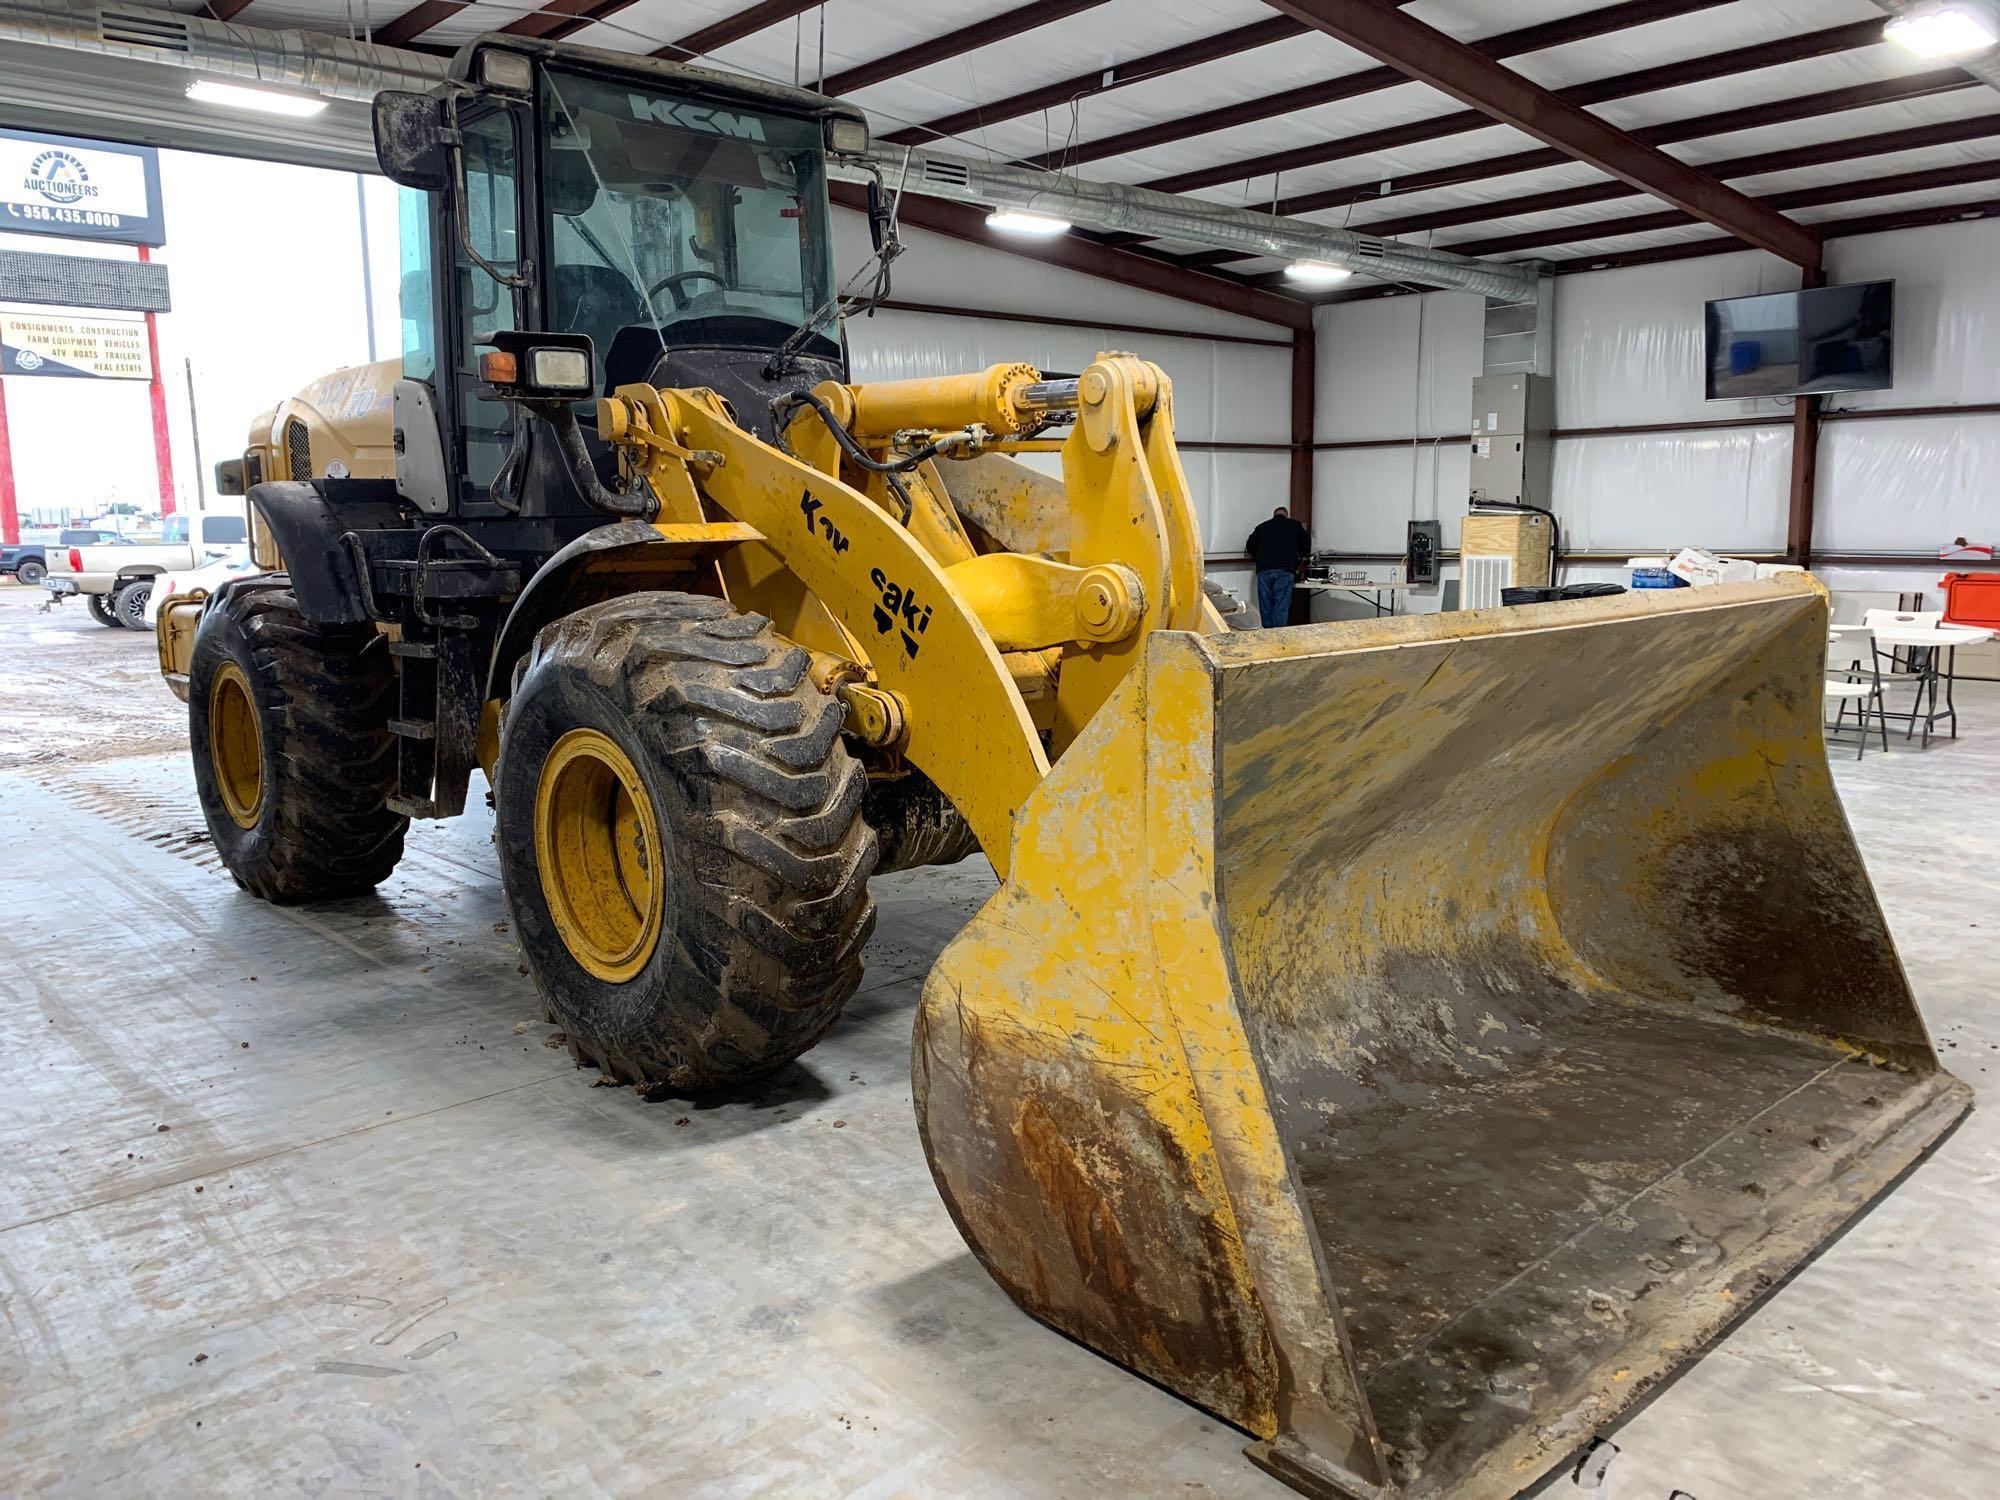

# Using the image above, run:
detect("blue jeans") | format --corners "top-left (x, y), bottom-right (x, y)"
top-left (1256, 569), bottom-right (1296, 628)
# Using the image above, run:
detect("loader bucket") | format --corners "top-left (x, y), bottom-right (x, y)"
top-left (914, 577), bottom-right (1969, 1500)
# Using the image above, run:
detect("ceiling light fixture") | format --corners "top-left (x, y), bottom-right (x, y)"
top-left (186, 79), bottom-right (330, 117)
top-left (1883, 1), bottom-right (2000, 57)
top-left (1284, 259), bottom-right (1355, 285)
top-left (986, 209), bottom-right (1072, 237)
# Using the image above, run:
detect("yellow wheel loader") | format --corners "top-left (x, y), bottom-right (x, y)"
top-left (158, 37), bottom-right (1969, 1500)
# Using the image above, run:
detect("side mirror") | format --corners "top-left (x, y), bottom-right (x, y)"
top-left (214, 453), bottom-right (264, 497)
top-left (374, 91), bottom-right (452, 192)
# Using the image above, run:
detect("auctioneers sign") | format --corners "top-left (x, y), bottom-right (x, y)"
top-left (0, 312), bottom-right (151, 379)
top-left (0, 127), bottom-right (164, 246)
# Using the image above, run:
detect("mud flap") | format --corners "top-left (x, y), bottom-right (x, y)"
top-left (914, 576), bottom-right (1969, 1500)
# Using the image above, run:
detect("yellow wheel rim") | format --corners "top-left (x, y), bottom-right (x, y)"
top-left (209, 661), bottom-right (265, 831)
top-left (533, 728), bottom-right (666, 984)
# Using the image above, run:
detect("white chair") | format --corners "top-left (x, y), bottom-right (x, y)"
top-left (1825, 626), bottom-right (1889, 759)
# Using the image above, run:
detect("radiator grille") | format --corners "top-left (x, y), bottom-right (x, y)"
top-left (284, 418), bottom-right (311, 480)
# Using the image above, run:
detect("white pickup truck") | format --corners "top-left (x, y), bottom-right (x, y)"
top-left (44, 508), bottom-right (250, 629)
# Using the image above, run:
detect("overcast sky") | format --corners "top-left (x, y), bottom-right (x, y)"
top-left (1, 150), bottom-right (402, 524)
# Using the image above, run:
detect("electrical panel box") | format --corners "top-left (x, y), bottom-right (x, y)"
top-left (1469, 373), bottom-right (1555, 509)
top-left (1406, 519), bottom-right (1441, 586)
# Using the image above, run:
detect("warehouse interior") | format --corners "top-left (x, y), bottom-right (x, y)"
top-left (1, 2), bottom-right (1997, 1497)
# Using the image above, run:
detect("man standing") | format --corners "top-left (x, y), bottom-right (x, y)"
top-left (1246, 506), bottom-right (1312, 628)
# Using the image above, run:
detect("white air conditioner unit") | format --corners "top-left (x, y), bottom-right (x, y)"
top-left (1460, 511), bottom-right (1552, 610)
top-left (1462, 553), bottom-right (1513, 611)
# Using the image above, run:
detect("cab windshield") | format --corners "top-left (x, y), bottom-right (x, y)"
top-left (540, 69), bottom-right (834, 377)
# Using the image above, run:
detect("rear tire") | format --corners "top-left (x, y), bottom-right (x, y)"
top-left (15, 558), bottom-right (45, 586)
top-left (87, 591), bottom-right (119, 627)
top-left (187, 582), bottom-right (407, 901)
top-left (114, 577), bottom-right (153, 630)
top-left (497, 592), bottom-right (877, 1092)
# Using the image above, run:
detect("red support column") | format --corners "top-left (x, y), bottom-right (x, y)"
top-left (0, 377), bottom-right (17, 546)
top-left (139, 244), bottom-right (177, 517)
top-left (1787, 262), bottom-right (1826, 568)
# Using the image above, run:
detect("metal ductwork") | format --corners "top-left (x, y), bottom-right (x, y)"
top-left (0, 0), bottom-right (1539, 298)
top-left (838, 147), bottom-right (1542, 300)
top-left (1868, 1), bottom-right (2000, 95)
top-left (0, 0), bottom-right (445, 100)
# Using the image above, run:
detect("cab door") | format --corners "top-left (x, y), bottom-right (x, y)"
top-left (439, 102), bottom-right (530, 516)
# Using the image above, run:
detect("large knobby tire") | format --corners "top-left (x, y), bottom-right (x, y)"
top-left (87, 591), bottom-right (120, 627)
top-left (497, 592), bottom-right (877, 1092)
top-left (15, 558), bottom-right (45, 586)
top-left (187, 583), bottom-right (407, 901)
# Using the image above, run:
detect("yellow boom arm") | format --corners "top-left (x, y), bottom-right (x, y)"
top-left (598, 354), bottom-right (1210, 874)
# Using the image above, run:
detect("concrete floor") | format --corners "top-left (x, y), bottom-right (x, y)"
top-left (2, 580), bottom-right (1996, 1498)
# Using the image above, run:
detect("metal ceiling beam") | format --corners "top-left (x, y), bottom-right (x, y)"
top-left (1275, 68), bottom-right (1979, 220)
top-left (1545, 196), bottom-right (2000, 274)
top-left (1354, 114), bottom-right (2000, 239)
top-left (820, 0), bottom-right (1111, 97)
top-left (1169, 73), bottom-right (1984, 271)
top-left (880, 3), bottom-right (1434, 150)
top-left (1251, 0), bottom-right (1824, 266)
top-left (880, 15), bottom-right (1307, 148)
top-left (374, 0), bottom-right (464, 47)
top-left (1019, 0), bottom-right (1731, 173)
top-left (826, 181), bottom-right (1312, 330)
top-left (1145, 17), bottom-right (1887, 196)
top-left (496, 0), bottom-right (826, 51)
top-left (845, 142), bottom-right (1537, 297)
top-left (1438, 158), bottom-right (2000, 258)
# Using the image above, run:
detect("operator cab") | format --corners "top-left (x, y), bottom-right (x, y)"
top-left (376, 39), bottom-right (869, 527)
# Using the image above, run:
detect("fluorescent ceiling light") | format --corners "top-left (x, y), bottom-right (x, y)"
top-left (186, 79), bottom-right (330, 117)
top-left (1284, 259), bottom-right (1355, 285)
top-left (986, 209), bottom-right (1072, 237)
top-left (1884, 2), bottom-right (1999, 57)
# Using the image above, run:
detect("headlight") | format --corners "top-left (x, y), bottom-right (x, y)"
top-left (826, 116), bottom-right (870, 156)
top-left (530, 347), bottom-right (593, 393)
top-left (481, 50), bottom-right (534, 94)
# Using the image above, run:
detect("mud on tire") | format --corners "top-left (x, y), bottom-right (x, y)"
top-left (497, 592), bottom-right (877, 1092)
top-left (187, 581), bottom-right (407, 901)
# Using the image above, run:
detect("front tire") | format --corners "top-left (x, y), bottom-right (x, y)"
top-left (87, 591), bottom-right (119, 627)
top-left (15, 558), bottom-right (45, 586)
top-left (497, 593), bottom-right (877, 1092)
top-left (114, 577), bottom-right (153, 630)
top-left (188, 582), bottom-right (407, 901)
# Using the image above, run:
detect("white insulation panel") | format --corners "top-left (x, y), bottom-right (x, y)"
top-left (1315, 219), bottom-right (2000, 560)
top-left (1553, 250), bottom-right (1803, 428)
top-left (1817, 413), bottom-right (2000, 554)
top-left (1552, 427), bottom-right (1793, 553)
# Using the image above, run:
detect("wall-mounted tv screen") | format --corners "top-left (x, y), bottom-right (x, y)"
top-left (1704, 280), bottom-right (1894, 400)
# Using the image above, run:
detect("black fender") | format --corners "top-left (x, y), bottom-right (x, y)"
top-left (486, 521), bottom-right (700, 701)
top-left (247, 479), bottom-right (408, 625)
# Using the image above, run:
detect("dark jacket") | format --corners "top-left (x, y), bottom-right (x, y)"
top-left (1247, 515), bottom-right (1311, 572)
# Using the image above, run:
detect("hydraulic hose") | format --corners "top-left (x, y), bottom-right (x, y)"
top-left (546, 403), bottom-right (655, 520)
top-left (771, 390), bottom-right (948, 476)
